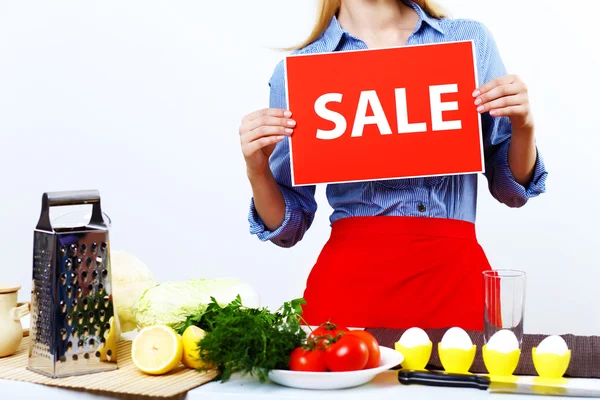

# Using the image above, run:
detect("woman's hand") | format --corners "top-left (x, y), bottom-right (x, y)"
top-left (239, 108), bottom-right (296, 177)
top-left (473, 74), bottom-right (534, 133)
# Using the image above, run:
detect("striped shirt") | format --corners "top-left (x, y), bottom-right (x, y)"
top-left (248, 0), bottom-right (548, 248)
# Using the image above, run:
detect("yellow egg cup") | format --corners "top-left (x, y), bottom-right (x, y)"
top-left (532, 347), bottom-right (572, 379)
top-left (438, 343), bottom-right (476, 374)
top-left (482, 345), bottom-right (521, 376)
top-left (394, 341), bottom-right (432, 370)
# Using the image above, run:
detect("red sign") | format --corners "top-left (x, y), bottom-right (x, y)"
top-left (285, 41), bottom-right (483, 186)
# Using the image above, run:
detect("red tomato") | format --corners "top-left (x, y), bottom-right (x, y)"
top-left (346, 330), bottom-right (381, 369)
top-left (289, 347), bottom-right (327, 372)
top-left (324, 334), bottom-right (369, 372)
top-left (308, 322), bottom-right (349, 346)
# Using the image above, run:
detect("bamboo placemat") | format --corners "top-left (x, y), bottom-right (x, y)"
top-left (0, 336), bottom-right (217, 398)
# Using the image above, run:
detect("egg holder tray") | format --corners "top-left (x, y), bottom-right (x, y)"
top-left (366, 327), bottom-right (600, 379)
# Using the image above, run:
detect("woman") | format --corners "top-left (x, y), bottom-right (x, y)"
top-left (239, 0), bottom-right (547, 330)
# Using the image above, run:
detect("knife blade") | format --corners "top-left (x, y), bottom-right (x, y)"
top-left (398, 370), bottom-right (600, 398)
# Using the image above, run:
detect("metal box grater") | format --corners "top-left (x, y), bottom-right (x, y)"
top-left (28, 190), bottom-right (118, 378)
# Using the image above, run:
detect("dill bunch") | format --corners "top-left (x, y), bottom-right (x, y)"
top-left (179, 295), bottom-right (307, 382)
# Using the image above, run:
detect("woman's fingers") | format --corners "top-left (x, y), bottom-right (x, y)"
top-left (473, 74), bottom-right (517, 97)
top-left (242, 108), bottom-right (291, 124)
top-left (476, 93), bottom-right (527, 114)
top-left (242, 135), bottom-right (285, 157)
top-left (489, 105), bottom-right (530, 118)
top-left (243, 125), bottom-right (293, 144)
top-left (475, 83), bottom-right (522, 107)
top-left (242, 115), bottom-right (296, 133)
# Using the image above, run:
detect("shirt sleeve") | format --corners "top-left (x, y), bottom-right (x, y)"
top-left (476, 23), bottom-right (548, 208)
top-left (247, 61), bottom-right (318, 248)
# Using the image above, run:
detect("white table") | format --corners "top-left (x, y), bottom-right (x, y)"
top-left (3, 371), bottom-right (600, 399)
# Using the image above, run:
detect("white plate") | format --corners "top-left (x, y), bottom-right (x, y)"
top-left (268, 346), bottom-right (403, 390)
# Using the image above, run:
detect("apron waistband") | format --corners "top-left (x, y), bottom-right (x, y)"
top-left (330, 216), bottom-right (476, 240)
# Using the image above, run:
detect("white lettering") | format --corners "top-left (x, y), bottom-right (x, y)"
top-left (429, 84), bottom-right (462, 131)
top-left (395, 88), bottom-right (427, 133)
top-left (351, 90), bottom-right (392, 137)
top-left (314, 93), bottom-right (347, 140)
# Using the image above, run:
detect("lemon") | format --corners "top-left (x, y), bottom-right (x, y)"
top-left (181, 325), bottom-right (207, 369)
top-left (132, 325), bottom-right (183, 375)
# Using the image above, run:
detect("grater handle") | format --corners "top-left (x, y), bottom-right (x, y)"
top-left (36, 190), bottom-right (106, 231)
top-left (46, 190), bottom-right (100, 206)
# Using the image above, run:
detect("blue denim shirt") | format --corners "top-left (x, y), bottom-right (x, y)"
top-left (248, 1), bottom-right (548, 248)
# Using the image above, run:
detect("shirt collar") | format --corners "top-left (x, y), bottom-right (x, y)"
top-left (319, 0), bottom-right (445, 52)
top-left (406, 0), bottom-right (445, 34)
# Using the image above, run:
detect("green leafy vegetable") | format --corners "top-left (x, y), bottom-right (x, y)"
top-left (179, 295), bottom-right (307, 382)
top-left (133, 278), bottom-right (260, 332)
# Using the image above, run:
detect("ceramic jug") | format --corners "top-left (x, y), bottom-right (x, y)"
top-left (0, 284), bottom-right (30, 357)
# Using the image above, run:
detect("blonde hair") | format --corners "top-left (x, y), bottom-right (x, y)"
top-left (288, 0), bottom-right (446, 50)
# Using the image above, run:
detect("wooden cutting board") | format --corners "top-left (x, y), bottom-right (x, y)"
top-left (0, 336), bottom-right (217, 398)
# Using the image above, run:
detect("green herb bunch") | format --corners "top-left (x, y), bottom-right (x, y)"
top-left (179, 295), bottom-right (307, 382)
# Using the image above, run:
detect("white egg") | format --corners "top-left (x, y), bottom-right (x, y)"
top-left (537, 335), bottom-right (569, 355)
top-left (486, 329), bottom-right (520, 353)
top-left (398, 327), bottom-right (430, 348)
top-left (440, 327), bottom-right (473, 350)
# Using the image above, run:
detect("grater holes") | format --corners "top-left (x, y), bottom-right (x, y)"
top-left (77, 312), bottom-right (84, 324)
top-left (76, 257), bottom-right (83, 269)
top-left (89, 338), bottom-right (95, 346)
top-left (101, 269), bottom-right (108, 279)
top-left (73, 354), bottom-right (78, 361)
top-left (80, 243), bottom-right (87, 255)
top-left (84, 353), bottom-right (90, 359)
top-left (71, 272), bottom-right (77, 285)
top-left (83, 325), bottom-right (89, 336)
top-left (103, 296), bottom-right (110, 308)
top-left (96, 256), bottom-right (103, 265)
top-left (60, 245), bottom-right (67, 256)
top-left (101, 242), bottom-right (107, 253)
top-left (106, 349), bottom-right (112, 357)
top-left (82, 297), bottom-right (89, 310)
top-left (99, 309), bottom-right (105, 322)
top-left (78, 339), bottom-right (84, 347)
top-left (60, 355), bottom-right (67, 362)
top-left (98, 283), bottom-right (104, 293)
top-left (72, 298), bottom-right (78, 308)
top-left (87, 283), bottom-right (94, 292)
top-left (66, 259), bottom-right (73, 271)
top-left (93, 297), bottom-right (100, 309)
top-left (60, 301), bottom-right (67, 313)
top-left (92, 269), bottom-right (99, 279)
top-left (66, 286), bottom-right (73, 299)
top-left (60, 273), bottom-right (67, 285)
top-left (70, 244), bottom-right (78, 256)
top-left (88, 311), bottom-right (95, 324)
top-left (81, 270), bottom-right (88, 280)
top-left (86, 257), bottom-right (92, 267)
top-left (67, 341), bottom-right (73, 349)
top-left (60, 328), bottom-right (67, 340)
top-left (77, 286), bottom-right (83, 298)
top-left (66, 314), bottom-right (73, 326)
top-left (95, 351), bottom-right (101, 358)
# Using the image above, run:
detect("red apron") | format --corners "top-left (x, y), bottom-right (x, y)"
top-left (301, 216), bottom-right (492, 330)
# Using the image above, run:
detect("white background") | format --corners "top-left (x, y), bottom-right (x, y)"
top-left (0, 0), bottom-right (598, 336)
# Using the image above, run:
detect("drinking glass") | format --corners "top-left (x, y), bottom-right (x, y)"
top-left (483, 269), bottom-right (526, 346)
